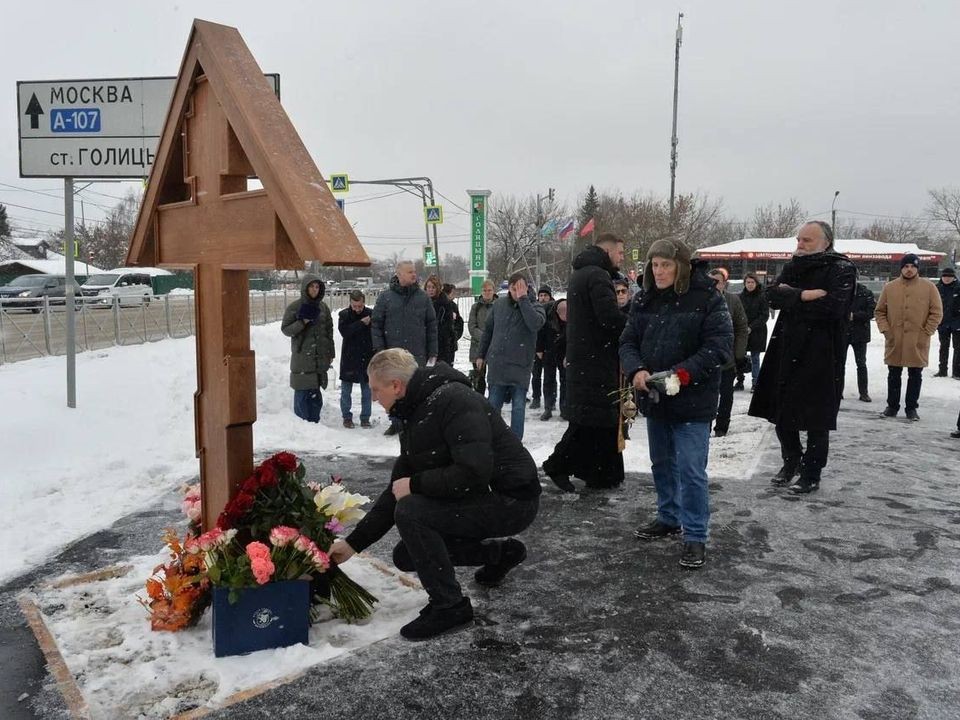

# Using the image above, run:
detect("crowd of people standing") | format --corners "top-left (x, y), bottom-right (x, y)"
top-left (284, 229), bottom-right (958, 640)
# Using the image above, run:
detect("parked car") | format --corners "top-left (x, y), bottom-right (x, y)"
top-left (0, 274), bottom-right (82, 312)
top-left (81, 271), bottom-right (154, 306)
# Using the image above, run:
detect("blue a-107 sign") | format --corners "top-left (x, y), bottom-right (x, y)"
top-left (51, 108), bottom-right (101, 133)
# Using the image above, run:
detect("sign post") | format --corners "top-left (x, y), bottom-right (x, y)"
top-left (467, 189), bottom-right (491, 295)
top-left (64, 178), bottom-right (76, 408)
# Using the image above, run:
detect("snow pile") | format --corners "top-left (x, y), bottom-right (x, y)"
top-left (33, 554), bottom-right (424, 718)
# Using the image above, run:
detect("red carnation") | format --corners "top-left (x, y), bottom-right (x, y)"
top-left (241, 476), bottom-right (260, 494)
top-left (676, 368), bottom-right (691, 386)
top-left (216, 512), bottom-right (231, 530)
top-left (272, 452), bottom-right (298, 472)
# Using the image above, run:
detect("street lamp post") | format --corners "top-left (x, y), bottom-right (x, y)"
top-left (831, 190), bottom-right (840, 236)
top-left (535, 187), bottom-right (555, 289)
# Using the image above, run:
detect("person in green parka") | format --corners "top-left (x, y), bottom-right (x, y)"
top-left (281, 274), bottom-right (335, 422)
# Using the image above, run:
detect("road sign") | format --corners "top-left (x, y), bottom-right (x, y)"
top-left (632, 248), bottom-right (639, 261)
top-left (423, 245), bottom-right (437, 265)
top-left (17, 74), bottom-right (279, 178)
top-left (330, 174), bottom-right (349, 193)
top-left (424, 205), bottom-right (443, 224)
top-left (336, 198), bottom-right (345, 211)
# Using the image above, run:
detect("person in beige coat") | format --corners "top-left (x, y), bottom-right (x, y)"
top-left (875, 254), bottom-right (943, 421)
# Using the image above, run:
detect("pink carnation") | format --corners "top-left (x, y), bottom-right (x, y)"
top-left (294, 534), bottom-right (313, 553)
top-left (197, 527), bottom-right (224, 552)
top-left (245, 541), bottom-right (271, 561)
top-left (312, 548), bottom-right (331, 572)
top-left (324, 518), bottom-right (345, 535)
top-left (269, 526), bottom-right (300, 548)
top-left (184, 536), bottom-right (201, 555)
top-left (251, 556), bottom-right (275, 585)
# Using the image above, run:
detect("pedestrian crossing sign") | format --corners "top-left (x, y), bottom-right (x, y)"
top-left (424, 205), bottom-right (443, 224)
top-left (330, 174), bottom-right (349, 193)
top-left (424, 245), bottom-right (437, 265)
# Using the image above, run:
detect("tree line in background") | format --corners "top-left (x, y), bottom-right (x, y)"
top-left (2, 184), bottom-right (960, 288)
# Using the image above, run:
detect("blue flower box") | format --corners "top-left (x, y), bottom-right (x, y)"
top-left (212, 579), bottom-right (310, 657)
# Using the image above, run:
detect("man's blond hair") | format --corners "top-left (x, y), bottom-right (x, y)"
top-left (368, 348), bottom-right (418, 384)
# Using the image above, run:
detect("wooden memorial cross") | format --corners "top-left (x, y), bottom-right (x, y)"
top-left (126, 20), bottom-right (369, 530)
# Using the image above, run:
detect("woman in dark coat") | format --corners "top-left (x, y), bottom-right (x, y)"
top-left (543, 235), bottom-right (627, 490)
top-left (426, 275), bottom-right (460, 365)
top-left (281, 274), bottom-right (335, 422)
top-left (737, 273), bottom-right (769, 390)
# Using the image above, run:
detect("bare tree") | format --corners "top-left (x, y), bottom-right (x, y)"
top-left (927, 187), bottom-right (960, 259)
top-left (54, 190), bottom-right (143, 270)
top-left (673, 192), bottom-right (727, 249)
top-left (749, 199), bottom-right (806, 238)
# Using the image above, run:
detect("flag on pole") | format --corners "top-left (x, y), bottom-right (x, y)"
top-left (579, 217), bottom-right (596, 238)
top-left (558, 219), bottom-right (575, 240)
top-left (540, 219), bottom-right (557, 237)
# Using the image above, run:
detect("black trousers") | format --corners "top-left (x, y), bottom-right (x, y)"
top-left (541, 361), bottom-right (561, 410)
top-left (392, 493), bottom-right (539, 607)
top-left (531, 357), bottom-right (543, 401)
top-left (714, 367), bottom-right (736, 432)
top-left (840, 341), bottom-right (869, 396)
top-left (938, 328), bottom-right (960, 376)
top-left (886, 366), bottom-right (922, 412)
top-left (543, 422), bottom-right (624, 487)
top-left (775, 424), bottom-right (830, 480)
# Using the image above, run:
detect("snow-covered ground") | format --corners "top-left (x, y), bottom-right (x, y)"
top-left (31, 554), bottom-right (424, 718)
top-left (2, 316), bottom-right (958, 584)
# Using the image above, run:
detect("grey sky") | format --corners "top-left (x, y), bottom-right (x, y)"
top-left (2, 0), bottom-right (958, 261)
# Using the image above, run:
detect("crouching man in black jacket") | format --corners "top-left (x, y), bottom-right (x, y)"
top-left (329, 349), bottom-right (541, 640)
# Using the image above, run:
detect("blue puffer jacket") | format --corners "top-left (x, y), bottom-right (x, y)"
top-left (619, 263), bottom-right (733, 423)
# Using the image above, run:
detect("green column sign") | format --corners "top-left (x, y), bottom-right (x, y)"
top-left (468, 189), bottom-right (491, 295)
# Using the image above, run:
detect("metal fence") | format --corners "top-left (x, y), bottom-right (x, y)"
top-left (0, 289), bottom-right (384, 365)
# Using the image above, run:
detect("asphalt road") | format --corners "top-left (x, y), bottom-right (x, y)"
top-left (3, 403), bottom-right (959, 719)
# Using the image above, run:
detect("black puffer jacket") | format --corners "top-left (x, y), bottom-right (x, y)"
top-left (748, 251), bottom-right (857, 431)
top-left (739, 285), bottom-right (770, 353)
top-left (847, 282), bottom-right (876, 344)
top-left (338, 305), bottom-right (373, 383)
top-left (536, 300), bottom-right (567, 366)
top-left (371, 276), bottom-right (438, 364)
top-left (565, 245), bottom-right (628, 427)
top-left (432, 294), bottom-right (460, 364)
top-left (937, 279), bottom-right (960, 332)
top-left (345, 363), bottom-right (541, 553)
top-left (619, 263), bottom-right (733, 423)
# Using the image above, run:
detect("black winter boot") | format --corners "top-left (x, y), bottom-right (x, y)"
top-left (771, 459), bottom-right (800, 487)
top-left (474, 539), bottom-right (527, 587)
top-left (400, 598), bottom-right (474, 641)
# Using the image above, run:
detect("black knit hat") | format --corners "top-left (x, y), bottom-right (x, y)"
top-left (941, 267), bottom-right (956, 277)
top-left (900, 254), bottom-right (919, 269)
top-left (537, 284), bottom-right (553, 297)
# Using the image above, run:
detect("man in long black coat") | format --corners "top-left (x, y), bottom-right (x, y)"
top-left (748, 221), bottom-right (856, 494)
top-left (329, 349), bottom-right (540, 640)
top-left (841, 282), bottom-right (876, 402)
top-left (337, 290), bottom-right (374, 428)
top-left (543, 233), bottom-right (627, 491)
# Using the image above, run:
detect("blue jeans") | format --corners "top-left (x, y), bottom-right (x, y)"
top-left (750, 352), bottom-right (762, 385)
top-left (488, 384), bottom-right (527, 439)
top-left (340, 381), bottom-right (371, 422)
top-left (294, 388), bottom-right (322, 423)
top-left (646, 418), bottom-right (711, 543)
